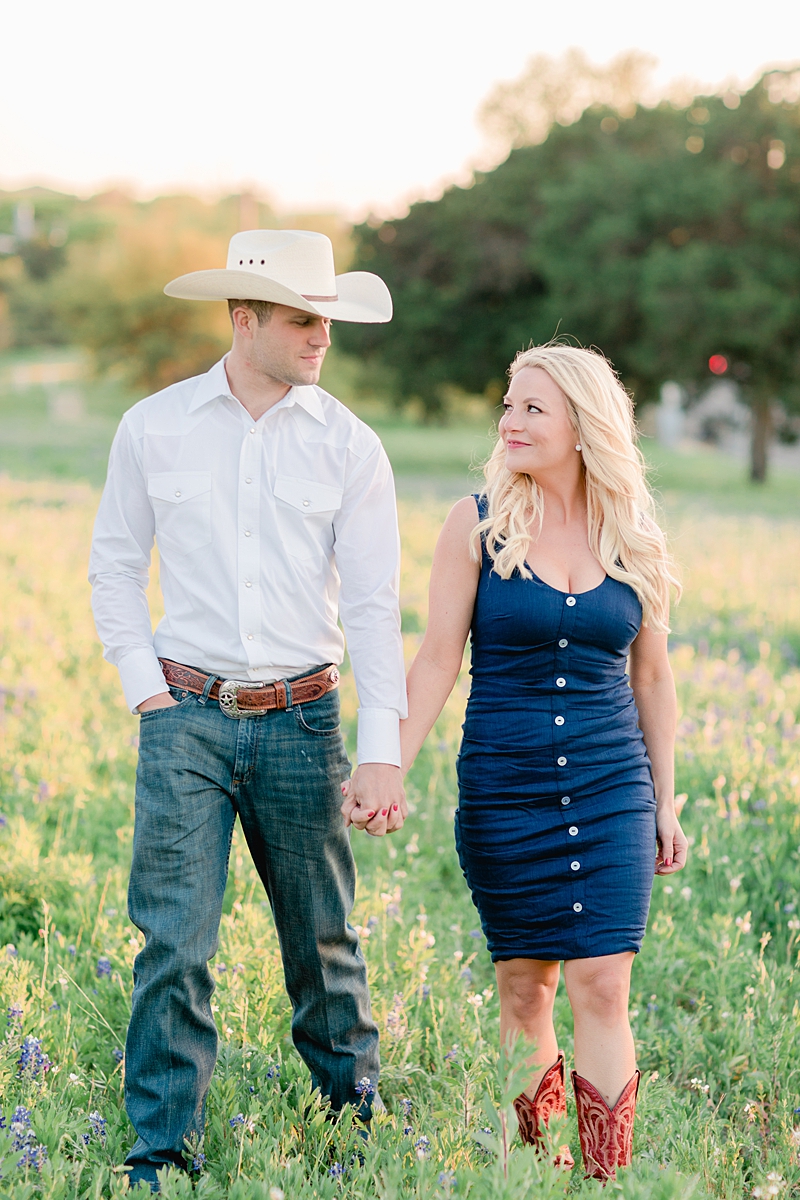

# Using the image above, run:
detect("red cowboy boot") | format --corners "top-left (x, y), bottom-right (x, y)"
top-left (513, 1053), bottom-right (575, 1169)
top-left (571, 1069), bottom-right (640, 1181)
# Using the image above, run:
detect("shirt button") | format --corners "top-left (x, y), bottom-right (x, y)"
top-left (245, 581), bottom-right (252, 588)
top-left (302, 500), bottom-right (310, 507)
top-left (557, 755), bottom-right (567, 766)
top-left (566, 596), bottom-right (576, 606)
top-left (573, 902), bottom-right (583, 913)
top-left (244, 530), bottom-right (251, 537)
top-left (249, 427), bottom-right (256, 435)
top-left (247, 634), bottom-right (254, 641)
top-left (174, 490), bottom-right (181, 497)
top-left (561, 796), bottom-right (571, 806)
top-left (569, 825), bottom-right (578, 836)
top-left (245, 477), bottom-right (252, 484)
top-left (555, 716), bottom-right (564, 726)
top-left (556, 677), bottom-right (566, 687)
top-left (571, 860), bottom-right (581, 871)
top-left (558, 638), bottom-right (568, 648)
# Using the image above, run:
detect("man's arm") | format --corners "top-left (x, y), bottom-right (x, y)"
top-left (89, 418), bottom-right (171, 713)
top-left (333, 440), bottom-right (407, 836)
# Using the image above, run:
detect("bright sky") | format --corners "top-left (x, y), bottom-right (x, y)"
top-left (1, 0), bottom-right (798, 216)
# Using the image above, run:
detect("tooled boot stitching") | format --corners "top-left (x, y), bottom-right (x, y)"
top-left (513, 1053), bottom-right (575, 1169)
top-left (571, 1069), bottom-right (640, 1182)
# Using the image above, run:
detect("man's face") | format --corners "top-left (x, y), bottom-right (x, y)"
top-left (239, 304), bottom-right (332, 387)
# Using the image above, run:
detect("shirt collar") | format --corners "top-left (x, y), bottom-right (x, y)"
top-left (187, 356), bottom-right (327, 425)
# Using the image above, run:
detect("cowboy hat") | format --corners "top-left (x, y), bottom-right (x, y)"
top-left (163, 229), bottom-right (392, 323)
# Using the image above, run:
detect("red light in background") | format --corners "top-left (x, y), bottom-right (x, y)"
top-left (709, 355), bottom-right (728, 375)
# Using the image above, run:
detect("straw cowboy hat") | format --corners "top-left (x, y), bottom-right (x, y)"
top-left (164, 229), bottom-right (392, 323)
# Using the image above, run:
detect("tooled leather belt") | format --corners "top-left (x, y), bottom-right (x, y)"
top-left (158, 658), bottom-right (339, 718)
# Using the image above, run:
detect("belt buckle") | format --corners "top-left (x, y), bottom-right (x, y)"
top-left (219, 679), bottom-right (263, 719)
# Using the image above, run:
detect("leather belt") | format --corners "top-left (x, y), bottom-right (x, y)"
top-left (159, 659), bottom-right (339, 718)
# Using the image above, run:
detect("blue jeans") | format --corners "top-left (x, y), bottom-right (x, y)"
top-left (124, 679), bottom-right (378, 1189)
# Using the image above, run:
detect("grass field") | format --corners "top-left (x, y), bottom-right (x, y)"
top-left (0, 365), bottom-right (799, 1197)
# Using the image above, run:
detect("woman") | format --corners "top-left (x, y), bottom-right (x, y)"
top-left (346, 343), bottom-right (687, 1179)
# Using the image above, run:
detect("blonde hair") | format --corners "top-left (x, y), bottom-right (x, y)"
top-left (472, 343), bottom-right (680, 631)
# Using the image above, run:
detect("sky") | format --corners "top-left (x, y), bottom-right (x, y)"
top-left (0, 0), bottom-right (798, 217)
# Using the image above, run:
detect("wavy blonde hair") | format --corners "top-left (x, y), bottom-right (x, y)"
top-left (472, 343), bottom-right (680, 631)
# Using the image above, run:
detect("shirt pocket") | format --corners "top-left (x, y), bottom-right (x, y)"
top-left (273, 475), bottom-right (342, 561)
top-left (147, 471), bottom-right (212, 558)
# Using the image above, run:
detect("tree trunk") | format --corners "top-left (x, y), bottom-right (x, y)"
top-left (750, 395), bottom-right (772, 483)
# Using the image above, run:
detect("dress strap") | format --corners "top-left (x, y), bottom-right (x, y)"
top-left (473, 492), bottom-right (489, 522)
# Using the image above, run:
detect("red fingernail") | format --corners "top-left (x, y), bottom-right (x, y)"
top-left (381, 809), bottom-right (388, 816)
top-left (341, 784), bottom-right (347, 794)
top-left (368, 811), bottom-right (375, 818)
top-left (393, 804), bottom-right (398, 811)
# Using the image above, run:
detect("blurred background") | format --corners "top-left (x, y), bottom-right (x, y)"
top-left (1, 0), bottom-right (799, 493)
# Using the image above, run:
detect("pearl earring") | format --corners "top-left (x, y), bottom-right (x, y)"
top-left (575, 443), bottom-right (582, 452)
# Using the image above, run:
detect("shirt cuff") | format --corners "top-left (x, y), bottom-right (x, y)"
top-left (356, 707), bottom-right (402, 767)
top-left (118, 647), bottom-right (169, 713)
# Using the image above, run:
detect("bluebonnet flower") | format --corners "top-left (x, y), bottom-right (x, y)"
top-left (48, 1003), bottom-right (60, 1011)
top-left (414, 1135), bottom-right (431, 1159)
top-left (400, 1097), bottom-right (412, 1117)
top-left (438, 1170), bottom-right (456, 1190)
top-left (112, 1048), bottom-right (124, 1062)
top-left (96, 957), bottom-right (112, 978)
top-left (192, 1152), bottom-right (207, 1171)
top-left (7, 1004), bottom-right (23, 1024)
top-left (421, 984), bottom-right (431, 999)
top-left (17, 1036), bottom-right (51, 1079)
top-left (0, 814), bottom-right (7, 825)
top-left (88, 1112), bottom-right (107, 1145)
top-left (5, 1107), bottom-right (48, 1172)
top-left (229, 1113), bottom-right (245, 1127)
top-left (216, 963), bottom-right (227, 973)
top-left (6, 945), bottom-right (17, 958)
top-left (82, 1132), bottom-right (91, 1146)
top-left (367, 915), bottom-right (379, 930)
top-left (459, 968), bottom-right (472, 983)
top-left (67, 945), bottom-right (76, 956)
top-left (266, 1064), bottom-right (280, 1080)
top-left (444, 1045), bottom-right (459, 1062)
top-left (355, 1076), bottom-right (374, 1097)
top-left (469, 929), bottom-right (482, 938)
top-left (329, 1162), bottom-right (345, 1178)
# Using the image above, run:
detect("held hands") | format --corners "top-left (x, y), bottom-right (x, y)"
top-left (341, 763), bottom-right (407, 837)
top-left (655, 805), bottom-right (689, 875)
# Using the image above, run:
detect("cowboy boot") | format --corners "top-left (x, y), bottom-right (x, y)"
top-left (571, 1069), bottom-right (640, 1182)
top-left (513, 1053), bottom-right (575, 1169)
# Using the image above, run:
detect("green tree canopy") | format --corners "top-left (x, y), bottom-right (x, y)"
top-left (339, 69), bottom-right (800, 478)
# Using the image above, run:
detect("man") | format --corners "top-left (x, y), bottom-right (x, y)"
top-left (89, 229), bottom-right (408, 1191)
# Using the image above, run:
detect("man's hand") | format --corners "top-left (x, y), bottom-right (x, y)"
top-left (341, 763), bottom-right (406, 837)
top-left (137, 691), bottom-right (179, 713)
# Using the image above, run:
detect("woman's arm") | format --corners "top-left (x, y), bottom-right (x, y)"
top-left (342, 496), bottom-right (480, 836)
top-left (628, 623), bottom-right (688, 875)
top-left (400, 496), bottom-right (481, 774)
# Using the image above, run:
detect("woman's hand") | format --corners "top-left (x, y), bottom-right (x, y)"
top-left (655, 806), bottom-right (689, 874)
top-left (340, 769), bottom-right (407, 837)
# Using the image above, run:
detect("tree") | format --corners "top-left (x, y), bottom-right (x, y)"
top-left (339, 69), bottom-right (800, 478)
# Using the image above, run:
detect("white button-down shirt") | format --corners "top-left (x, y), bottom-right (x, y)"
top-left (89, 356), bottom-right (407, 765)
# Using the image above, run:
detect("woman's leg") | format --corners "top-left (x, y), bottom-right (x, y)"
top-left (495, 958), bottom-right (561, 1095)
top-left (562, 952), bottom-right (635, 1105)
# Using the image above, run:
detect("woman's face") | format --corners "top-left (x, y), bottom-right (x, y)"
top-left (499, 366), bottom-right (579, 479)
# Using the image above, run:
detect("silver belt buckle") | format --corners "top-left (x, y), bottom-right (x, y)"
top-left (218, 679), bottom-right (263, 718)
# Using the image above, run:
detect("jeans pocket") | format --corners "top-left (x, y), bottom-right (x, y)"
top-left (139, 690), bottom-right (197, 721)
top-left (293, 692), bottom-right (341, 737)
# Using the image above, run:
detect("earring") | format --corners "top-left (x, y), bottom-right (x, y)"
top-left (575, 443), bottom-right (582, 452)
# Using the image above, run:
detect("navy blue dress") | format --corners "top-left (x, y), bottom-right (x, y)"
top-left (455, 496), bottom-right (657, 961)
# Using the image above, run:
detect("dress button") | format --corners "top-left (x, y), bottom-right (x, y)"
top-left (558, 638), bottom-right (568, 648)
top-left (566, 596), bottom-right (576, 606)
top-left (561, 796), bottom-right (571, 806)
top-left (556, 677), bottom-right (566, 687)
top-left (557, 756), bottom-right (567, 766)
top-left (555, 716), bottom-right (564, 726)
top-left (571, 860), bottom-right (581, 871)
top-left (174, 490), bottom-right (181, 497)
top-left (569, 826), bottom-right (578, 836)
top-left (573, 902), bottom-right (583, 913)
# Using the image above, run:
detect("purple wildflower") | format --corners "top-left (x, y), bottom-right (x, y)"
top-left (96, 957), bottom-right (112, 978)
top-left (414, 1135), bottom-right (431, 1159)
top-left (355, 1076), bottom-right (375, 1098)
top-left (229, 1113), bottom-right (245, 1127)
top-left (88, 1112), bottom-right (107, 1145)
top-left (192, 1152), bottom-right (206, 1171)
top-left (329, 1162), bottom-right (345, 1178)
top-left (112, 1048), bottom-right (124, 1062)
top-left (266, 1064), bottom-right (280, 1080)
top-left (7, 1004), bottom-right (23, 1024)
top-left (17, 1036), bottom-right (51, 1079)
